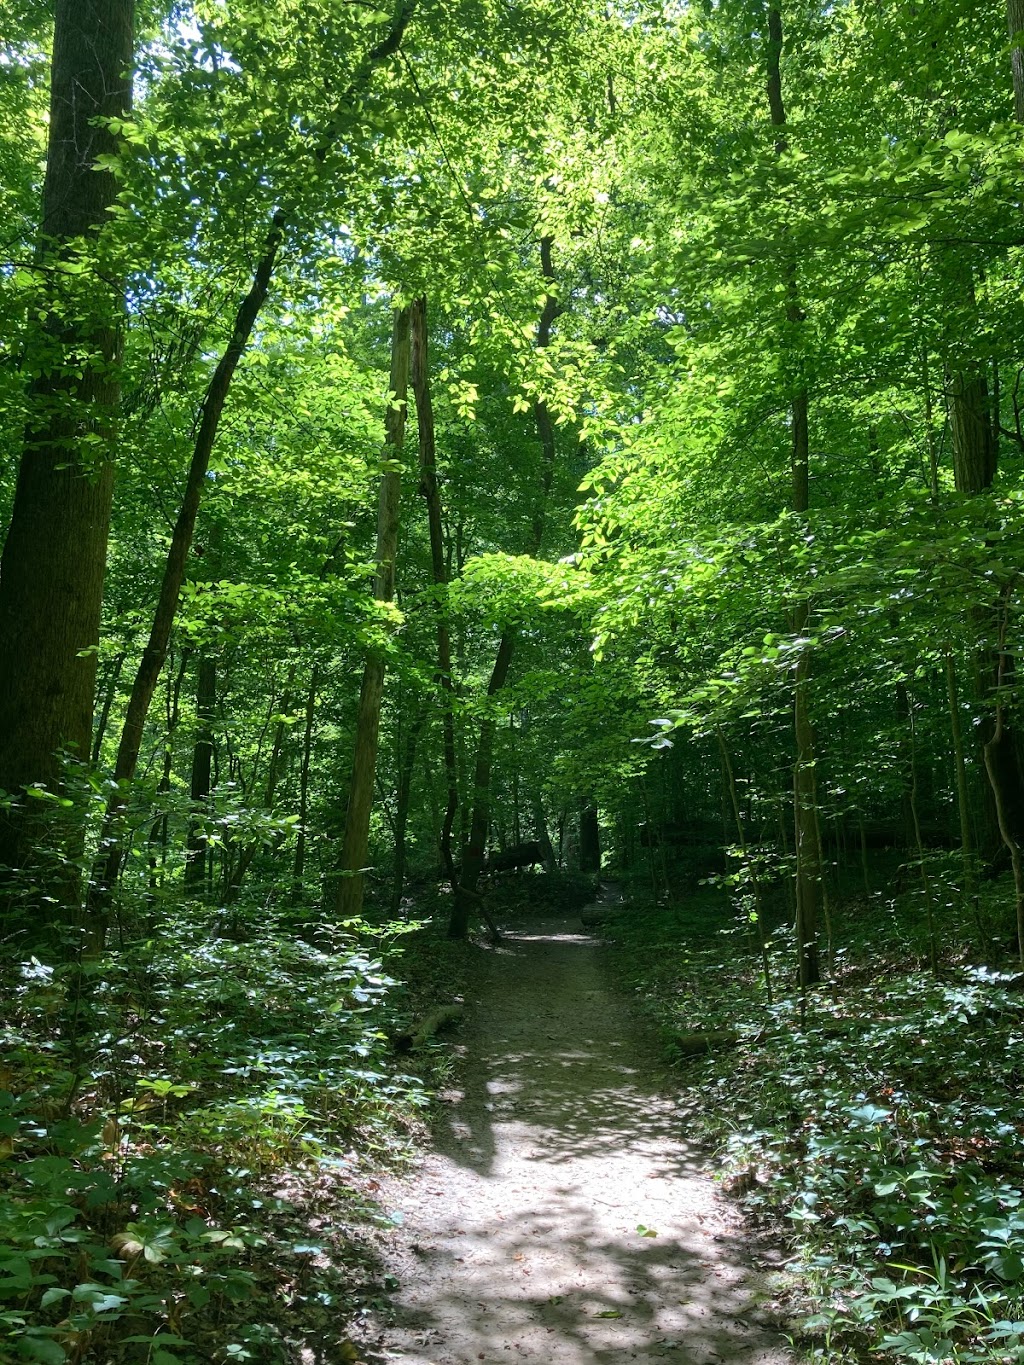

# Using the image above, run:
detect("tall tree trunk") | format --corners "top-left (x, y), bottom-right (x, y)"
top-left (332, 307), bottom-right (411, 919)
top-left (89, 216), bottom-right (284, 926)
top-left (292, 665), bottom-right (320, 886)
top-left (984, 590), bottom-right (1024, 963)
top-left (949, 367), bottom-right (997, 494)
top-left (410, 297), bottom-right (461, 887)
top-left (448, 239), bottom-right (562, 938)
top-left (0, 0), bottom-right (134, 907)
top-left (1009, 0), bottom-right (1024, 123)
top-left (768, 4), bottom-right (821, 986)
top-left (580, 804), bottom-right (601, 875)
top-left (389, 708), bottom-right (424, 917)
top-left (184, 654), bottom-right (217, 891)
top-left (533, 795), bottom-right (557, 874)
top-left (448, 633), bottom-right (516, 938)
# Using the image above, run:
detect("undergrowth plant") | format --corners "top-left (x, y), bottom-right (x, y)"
top-left (606, 880), bottom-right (1024, 1365)
top-left (0, 905), bottom-right (430, 1364)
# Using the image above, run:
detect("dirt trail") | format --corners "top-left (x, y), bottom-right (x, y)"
top-left (368, 918), bottom-right (795, 1365)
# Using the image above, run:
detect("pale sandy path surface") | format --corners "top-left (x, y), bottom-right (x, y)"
top-left (364, 917), bottom-right (796, 1365)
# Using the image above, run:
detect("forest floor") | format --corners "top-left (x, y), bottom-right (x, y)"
top-left (355, 910), bottom-right (796, 1365)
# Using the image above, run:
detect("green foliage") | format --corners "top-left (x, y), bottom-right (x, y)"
top-left (605, 891), bottom-right (1024, 1363)
top-left (0, 913), bottom-right (426, 1362)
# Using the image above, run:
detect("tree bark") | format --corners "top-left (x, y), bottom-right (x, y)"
top-left (389, 707), bottom-right (425, 917)
top-left (768, 4), bottom-right (821, 986)
top-left (87, 216), bottom-right (284, 926)
top-left (949, 368), bottom-right (997, 494)
top-left (580, 804), bottom-right (601, 875)
top-left (410, 296), bottom-right (461, 887)
top-left (0, 0), bottom-right (134, 904)
top-left (332, 307), bottom-right (411, 919)
top-left (184, 653), bottom-right (217, 891)
top-left (292, 665), bottom-right (320, 886)
top-left (1009, 0), bottom-right (1024, 123)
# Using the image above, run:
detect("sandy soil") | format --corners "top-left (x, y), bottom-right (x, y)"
top-left (364, 917), bottom-right (795, 1365)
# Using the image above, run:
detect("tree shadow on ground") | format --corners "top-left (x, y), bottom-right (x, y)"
top-left (377, 919), bottom-right (791, 1365)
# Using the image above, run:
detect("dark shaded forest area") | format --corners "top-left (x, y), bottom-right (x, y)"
top-left (3, 0), bottom-right (1024, 1361)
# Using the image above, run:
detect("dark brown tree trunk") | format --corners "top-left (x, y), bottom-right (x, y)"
top-left (580, 804), bottom-right (601, 875)
top-left (111, 217), bottom-right (284, 795)
top-left (89, 215), bottom-right (284, 924)
top-left (0, 0), bottom-right (133, 905)
top-left (410, 297), bottom-right (461, 888)
top-left (1009, 0), bottom-right (1024, 123)
top-left (184, 653), bottom-right (216, 891)
top-left (949, 369), bottom-right (997, 494)
top-left (768, 4), bottom-right (821, 987)
top-left (389, 709), bottom-right (425, 917)
top-left (533, 796), bottom-right (557, 874)
top-left (333, 307), bottom-right (411, 919)
top-left (292, 666), bottom-right (320, 886)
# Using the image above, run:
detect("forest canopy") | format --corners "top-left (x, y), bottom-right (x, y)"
top-left (4, 0), bottom-right (1024, 1360)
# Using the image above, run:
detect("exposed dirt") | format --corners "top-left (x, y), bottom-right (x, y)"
top-left (364, 916), bottom-right (795, 1365)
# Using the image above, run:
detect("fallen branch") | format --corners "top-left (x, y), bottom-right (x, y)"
top-left (394, 1004), bottom-right (464, 1053)
top-left (669, 1029), bottom-right (740, 1057)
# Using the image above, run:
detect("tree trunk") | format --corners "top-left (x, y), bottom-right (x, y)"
top-left (89, 214), bottom-right (284, 925)
top-left (949, 368), bottom-right (997, 495)
top-left (184, 653), bottom-right (217, 891)
top-left (533, 796), bottom-right (557, 874)
top-left (580, 804), bottom-right (601, 875)
top-left (448, 238), bottom-right (562, 938)
top-left (768, 4), bottom-right (821, 986)
top-left (332, 307), bottom-right (411, 919)
top-left (410, 297), bottom-right (461, 886)
top-left (389, 709), bottom-right (424, 917)
top-left (292, 665), bottom-right (320, 886)
top-left (0, 0), bottom-right (134, 906)
top-left (1009, 0), bottom-right (1024, 123)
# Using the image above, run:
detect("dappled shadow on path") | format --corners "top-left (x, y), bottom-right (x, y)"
top-left (374, 918), bottom-right (791, 1365)
top-left (431, 923), bottom-right (705, 1176)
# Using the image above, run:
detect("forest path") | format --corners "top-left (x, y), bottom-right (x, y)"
top-left (366, 917), bottom-right (794, 1365)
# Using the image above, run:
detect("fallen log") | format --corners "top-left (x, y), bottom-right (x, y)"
top-left (669, 1029), bottom-right (739, 1056)
top-left (394, 1004), bottom-right (464, 1053)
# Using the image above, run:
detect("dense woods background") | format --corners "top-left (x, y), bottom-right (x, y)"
top-left (4, 0), bottom-right (1024, 1361)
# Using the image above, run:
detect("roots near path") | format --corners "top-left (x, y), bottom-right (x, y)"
top-left (369, 918), bottom-right (794, 1365)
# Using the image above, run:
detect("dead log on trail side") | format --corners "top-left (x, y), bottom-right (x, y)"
top-left (394, 1003), bottom-right (464, 1053)
top-left (669, 1029), bottom-right (740, 1056)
